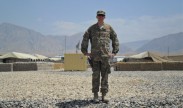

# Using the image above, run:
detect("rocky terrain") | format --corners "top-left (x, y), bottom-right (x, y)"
top-left (0, 70), bottom-right (183, 108)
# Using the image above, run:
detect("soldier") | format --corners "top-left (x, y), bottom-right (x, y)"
top-left (81, 10), bottom-right (119, 103)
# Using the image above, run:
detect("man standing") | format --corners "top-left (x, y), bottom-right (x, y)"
top-left (81, 10), bottom-right (119, 103)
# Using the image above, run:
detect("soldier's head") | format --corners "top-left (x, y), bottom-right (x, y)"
top-left (96, 10), bottom-right (105, 22)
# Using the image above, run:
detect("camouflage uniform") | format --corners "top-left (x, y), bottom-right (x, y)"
top-left (81, 20), bottom-right (119, 94)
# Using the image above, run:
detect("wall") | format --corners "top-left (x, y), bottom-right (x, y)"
top-left (0, 63), bottom-right (12, 72)
top-left (0, 62), bottom-right (63, 72)
top-left (114, 62), bottom-right (183, 71)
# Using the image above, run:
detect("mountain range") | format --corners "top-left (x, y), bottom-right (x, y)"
top-left (136, 32), bottom-right (183, 55)
top-left (0, 23), bottom-right (182, 56)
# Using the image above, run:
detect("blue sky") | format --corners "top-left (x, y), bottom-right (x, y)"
top-left (0, 0), bottom-right (183, 42)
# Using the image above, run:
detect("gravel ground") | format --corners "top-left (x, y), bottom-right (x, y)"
top-left (0, 69), bottom-right (183, 108)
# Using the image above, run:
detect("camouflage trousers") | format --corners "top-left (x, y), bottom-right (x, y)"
top-left (92, 58), bottom-right (111, 94)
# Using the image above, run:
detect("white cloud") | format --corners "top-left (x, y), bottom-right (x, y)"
top-left (52, 15), bottom-right (183, 42)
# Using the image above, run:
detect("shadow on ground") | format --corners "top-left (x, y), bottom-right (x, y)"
top-left (55, 99), bottom-right (100, 108)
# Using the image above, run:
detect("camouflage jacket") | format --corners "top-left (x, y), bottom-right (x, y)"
top-left (81, 23), bottom-right (119, 61)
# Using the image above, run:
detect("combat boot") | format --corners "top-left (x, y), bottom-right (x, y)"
top-left (93, 92), bottom-right (99, 103)
top-left (101, 93), bottom-right (109, 104)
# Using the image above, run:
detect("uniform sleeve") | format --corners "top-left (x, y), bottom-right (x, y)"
top-left (110, 26), bottom-right (119, 54)
top-left (81, 29), bottom-right (90, 55)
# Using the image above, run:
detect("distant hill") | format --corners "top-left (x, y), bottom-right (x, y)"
top-left (46, 32), bottom-right (83, 53)
top-left (123, 40), bottom-right (150, 50)
top-left (137, 32), bottom-right (183, 55)
top-left (118, 44), bottom-right (135, 55)
top-left (1, 23), bottom-right (182, 56)
top-left (0, 23), bottom-right (66, 56)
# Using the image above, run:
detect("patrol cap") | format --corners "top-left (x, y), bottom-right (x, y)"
top-left (97, 10), bottom-right (105, 16)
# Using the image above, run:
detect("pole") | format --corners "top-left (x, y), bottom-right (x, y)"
top-left (65, 36), bottom-right (67, 54)
top-left (76, 48), bottom-right (78, 54)
top-left (168, 46), bottom-right (169, 58)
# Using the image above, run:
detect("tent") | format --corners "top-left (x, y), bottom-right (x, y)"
top-left (124, 51), bottom-right (172, 62)
top-left (34, 54), bottom-right (48, 60)
top-left (0, 52), bottom-right (37, 60)
top-left (49, 57), bottom-right (62, 62)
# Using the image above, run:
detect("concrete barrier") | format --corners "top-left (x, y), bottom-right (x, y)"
top-left (162, 62), bottom-right (183, 70)
top-left (141, 62), bottom-right (162, 71)
top-left (13, 63), bottom-right (37, 71)
top-left (115, 62), bottom-right (141, 71)
top-left (0, 63), bottom-right (12, 72)
top-left (0, 62), bottom-right (56, 72)
top-left (53, 63), bottom-right (64, 70)
top-left (37, 62), bottom-right (54, 71)
top-left (114, 62), bottom-right (183, 71)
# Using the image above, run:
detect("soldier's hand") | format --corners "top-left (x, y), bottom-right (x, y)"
top-left (84, 53), bottom-right (91, 57)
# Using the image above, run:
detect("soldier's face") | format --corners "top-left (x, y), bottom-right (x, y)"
top-left (97, 15), bottom-right (105, 22)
